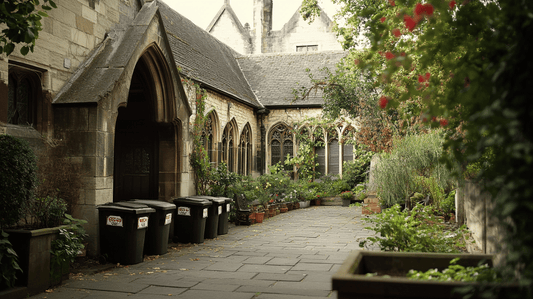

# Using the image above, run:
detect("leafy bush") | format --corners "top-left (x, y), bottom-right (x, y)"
top-left (340, 191), bottom-right (353, 200)
top-left (407, 258), bottom-right (500, 283)
top-left (359, 204), bottom-right (465, 253)
top-left (208, 162), bottom-right (239, 198)
top-left (0, 135), bottom-right (38, 229)
top-left (342, 147), bottom-right (373, 189)
top-left (0, 231), bottom-right (22, 289)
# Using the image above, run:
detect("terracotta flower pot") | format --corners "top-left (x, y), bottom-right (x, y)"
top-left (255, 212), bottom-right (265, 223)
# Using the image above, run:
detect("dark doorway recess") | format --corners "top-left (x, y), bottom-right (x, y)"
top-left (114, 60), bottom-right (159, 202)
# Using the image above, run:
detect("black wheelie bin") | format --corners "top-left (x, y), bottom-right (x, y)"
top-left (172, 197), bottom-right (211, 243)
top-left (130, 199), bottom-right (176, 255)
top-left (97, 202), bottom-right (155, 264)
top-left (189, 196), bottom-right (225, 239)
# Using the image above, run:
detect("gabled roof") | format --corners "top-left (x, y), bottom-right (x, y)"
top-left (206, 2), bottom-right (249, 37)
top-left (236, 51), bottom-right (347, 108)
top-left (53, 2), bottom-right (160, 104)
top-left (279, 5), bottom-right (334, 35)
top-left (157, 0), bottom-right (261, 108)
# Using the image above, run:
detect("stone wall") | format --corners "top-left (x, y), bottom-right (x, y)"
top-left (208, 11), bottom-right (251, 55)
top-left (456, 181), bottom-right (504, 255)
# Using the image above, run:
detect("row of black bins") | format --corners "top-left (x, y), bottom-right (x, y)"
top-left (97, 196), bottom-right (232, 265)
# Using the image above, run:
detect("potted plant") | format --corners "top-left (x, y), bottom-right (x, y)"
top-left (49, 215), bottom-right (87, 286)
top-left (332, 250), bottom-right (517, 299)
top-left (340, 191), bottom-right (353, 207)
top-left (0, 135), bottom-right (87, 298)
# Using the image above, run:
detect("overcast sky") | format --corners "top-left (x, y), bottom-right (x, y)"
top-left (161, 0), bottom-right (340, 31)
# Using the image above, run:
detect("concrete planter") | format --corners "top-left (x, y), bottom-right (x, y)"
top-left (4, 226), bottom-right (65, 298)
top-left (342, 198), bottom-right (351, 207)
top-left (333, 250), bottom-right (517, 299)
top-left (299, 201), bottom-right (310, 208)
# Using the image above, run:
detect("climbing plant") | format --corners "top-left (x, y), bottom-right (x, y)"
top-left (188, 82), bottom-right (211, 195)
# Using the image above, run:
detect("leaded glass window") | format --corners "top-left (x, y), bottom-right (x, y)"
top-left (269, 124), bottom-right (293, 168)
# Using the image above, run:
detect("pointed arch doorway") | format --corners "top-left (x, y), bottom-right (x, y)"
top-left (113, 58), bottom-right (159, 201)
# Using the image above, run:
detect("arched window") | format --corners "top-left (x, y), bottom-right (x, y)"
top-left (269, 123), bottom-right (293, 168)
top-left (202, 112), bottom-right (217, 164)
top-left (7, 68), bottom-right (39, 126)
top-left (342, 126), bottom-right (355, 171)
top-left (314, 128), bottom-right (326, 177)
top-left (328, 139), bottom-right (340, 174)
top-left (238, 124), bottom-right (252, 175)
top-left (222, 121), bottom-right (236, 172)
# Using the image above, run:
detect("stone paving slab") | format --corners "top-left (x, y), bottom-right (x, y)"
top-left (29, 206), bottom-right (375, 299)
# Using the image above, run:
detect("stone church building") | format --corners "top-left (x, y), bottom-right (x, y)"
top-left (0, 0), bottom-right (353, 255)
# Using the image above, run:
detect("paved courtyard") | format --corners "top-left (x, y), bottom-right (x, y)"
top-left (32, 206), bottom-right (377, 299)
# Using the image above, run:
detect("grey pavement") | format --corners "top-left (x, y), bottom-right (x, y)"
top-left (32, 206), bottom-right (377, 299)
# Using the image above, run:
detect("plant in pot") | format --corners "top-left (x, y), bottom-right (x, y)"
top-left (0, 135), bottom-right (86, 297)
top-left (50, 215), bottom-right (87, 286)
top-left (340, 191), bottom-right (353, 207)
top-left (1, 135), bottom-right (38, 295)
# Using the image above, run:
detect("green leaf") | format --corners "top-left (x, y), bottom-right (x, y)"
top-left (4, 43), bottom-right (15, 56)
top-left (20, 46), bottom-right (30, 55)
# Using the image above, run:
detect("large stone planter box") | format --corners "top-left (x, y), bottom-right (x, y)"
top-left (332, 250), bottom-right (517, 299)
top-left (4, 226), bottom-right (65, 298)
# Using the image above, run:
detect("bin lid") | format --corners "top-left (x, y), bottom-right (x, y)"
top-left (189, 195), bottom-right (226, 204)
top-left (97, 202), bottom-right (156, 214)
top-left (130, 199), bottom-right (176, 210)
top-left (172, 197), bottom-right (212, 207)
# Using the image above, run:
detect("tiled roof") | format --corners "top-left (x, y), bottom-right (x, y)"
top-left (236, 51), bottom-right (347, 107)
top-left (157, 0), bottom-right (261, 107)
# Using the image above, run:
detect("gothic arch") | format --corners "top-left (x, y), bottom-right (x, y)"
top-left (203, 110), bottom-right (220, 165)
top-left (238, 123), bottom-right (253, 175)
top-left (221, 118), bottom-right (238, 172)
top-left (268, 122), bottom-right (294, 168)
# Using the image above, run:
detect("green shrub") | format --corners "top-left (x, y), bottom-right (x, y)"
top-left (0, 231), bottom-right (22, 289)
top-left (441, 190), bottom-right (456, 215)
top-left (0, 135), bottom-right (38, 229)
top-left (359, 204), bottom-right (466, 253)
top-left (407, 258), bottom-right (500, 282)
top-left (208, 162), bottom-right (239, 198)
top-left (340, 191), bottom-right (353, 200)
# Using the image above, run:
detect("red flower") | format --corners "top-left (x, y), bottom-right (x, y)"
top-left (379, 96), bottom-right (388, 109)
top-left (449, 0), bottom-right (456, 9)
top-left (380, 17), bottom-right (386, 23)
top-left (414, 3), bottom-right (425, 16)
top-left (392, 28), bottom-right (402, 37)
top-left (418, 75), bottom-right (425, 83)
top-left (389, 0), bottom-right (395, 6)
top-left (424, 4), bottom-right (434, 16)
top-left (425, 72), bottom-right (430, 81)
top-left (385, 52), bottom-right (395, 60)
top-left (415, 3), bottom-right (434, 16)
top-left (431, 116), bottom-right (437, 122)
top-left (400, 52), bottom-right (406, 56)
top-left (404, 15), bottom-right (417, 31)
top-left (440, 119), bottom-right (448, 127)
